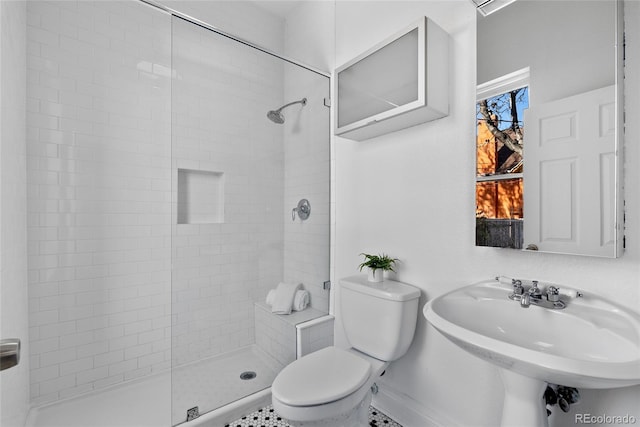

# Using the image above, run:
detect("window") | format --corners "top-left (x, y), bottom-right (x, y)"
top-left (475, 69), bottom-right (529, 248)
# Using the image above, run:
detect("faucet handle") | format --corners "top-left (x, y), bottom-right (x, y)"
top-left (512, 279), bottom-right (524, 295)
top-left (547, 286), bottom-right (560, 302)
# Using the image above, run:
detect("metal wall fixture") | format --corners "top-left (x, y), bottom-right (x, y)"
top-left (0, 338), bottom-right (21, 371)
top-left (267, 98), bottom-right (307, 124)
top-left (292, 199), bottom-right (311, 221)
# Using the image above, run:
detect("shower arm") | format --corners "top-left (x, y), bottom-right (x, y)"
top-left (275, 98), bottom-right (307, 112)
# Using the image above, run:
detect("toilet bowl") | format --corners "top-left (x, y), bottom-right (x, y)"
top-left (271, 276), bottom-right (421, 427)
top-left (272, 346), bottom-right (387, 426)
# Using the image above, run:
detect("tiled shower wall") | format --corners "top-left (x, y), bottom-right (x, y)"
top-left (26, 1), bottom-right (172, 404)
top-left (170, 17), bottom-right (286, 366)
top-left (25, 0), bottom-right (330, 405)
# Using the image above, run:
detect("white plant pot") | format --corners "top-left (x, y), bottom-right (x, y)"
top-left (367, 268), bottom-right (384, 282)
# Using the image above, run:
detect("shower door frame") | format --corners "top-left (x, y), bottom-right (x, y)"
top-left (138, 0), bottom-right (331, 79)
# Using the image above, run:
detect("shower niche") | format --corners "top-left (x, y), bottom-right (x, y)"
top-left (177, 168), bottom-right (225, 224)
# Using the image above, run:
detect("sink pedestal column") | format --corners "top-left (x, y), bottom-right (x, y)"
top-left (499, 369), bottom-right (548, 427)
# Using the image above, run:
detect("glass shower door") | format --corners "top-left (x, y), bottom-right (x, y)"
top-left (170, 16), bottom-right (330, 425)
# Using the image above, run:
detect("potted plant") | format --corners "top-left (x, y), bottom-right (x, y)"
top-left (358, 253), bottom-right (398, 283)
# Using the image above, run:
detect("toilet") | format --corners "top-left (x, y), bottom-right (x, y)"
top-left (271, 275), bottom-right (421, 426)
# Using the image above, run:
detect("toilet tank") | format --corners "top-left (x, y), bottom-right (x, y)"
top-left (339, 276), bottom-right (420, 361)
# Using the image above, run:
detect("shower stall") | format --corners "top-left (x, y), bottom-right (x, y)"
top-left (1, 1), bottom-right (331, 426)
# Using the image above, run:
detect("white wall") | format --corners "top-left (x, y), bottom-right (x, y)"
top-left (284, 0), bottom-right (335, 73)
top-left (0, 1), bottom-right (30, 426)
top-left (291, 0), bottom-right (640, 425)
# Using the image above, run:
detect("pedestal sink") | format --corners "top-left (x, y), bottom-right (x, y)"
top-left (423, 278), bottom-right (640, 427)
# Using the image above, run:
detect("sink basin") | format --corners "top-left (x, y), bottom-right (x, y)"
top-left (423, 278), bottom-right (640, 426)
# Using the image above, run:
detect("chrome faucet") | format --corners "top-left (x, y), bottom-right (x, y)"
top-left (508, 280), bottom-right (567, 310)
top-left (520, 292), bottom-right (531, 308)
top-left (520, 280), bottom-right (542, 308)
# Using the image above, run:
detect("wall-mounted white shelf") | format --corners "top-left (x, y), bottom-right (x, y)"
top-left (334, 16), bottom-right (450, 141)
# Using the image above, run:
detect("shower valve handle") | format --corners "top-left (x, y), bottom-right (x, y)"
top-left (292, 199), bottom-right (311, 221)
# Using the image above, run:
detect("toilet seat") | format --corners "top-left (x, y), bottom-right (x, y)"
top-left (272, 346), bottom-right (371, 406)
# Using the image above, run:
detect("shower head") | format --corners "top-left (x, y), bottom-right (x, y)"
top-left (267, 109), bottom-right (285, 124)
top-left (267, 98), bottom-right (307, 124)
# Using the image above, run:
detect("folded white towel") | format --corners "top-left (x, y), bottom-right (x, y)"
top-left (270, 282), bottom-right (301, 315)
top-left (266, 289), bottom-right (276, 306)
top-left (266, 288), bottom-right (308, 312)
top-left (292, 290), bottom-right (310, 312)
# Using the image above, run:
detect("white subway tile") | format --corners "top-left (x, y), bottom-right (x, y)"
top-left (94, 350), bottom-right (124, 368)
top-left (59, 331), bottom-right (93, 349)
top-left (30, 337), bottom-right (60, 355)
top-left (124, 343), bottom-right (153, 360)
top-left (123, 319), bottom-right (152, 336)
top-left (38, 348), bottom-right (77, 368)
top-left (58, 305), bottom-right (93, 322)
top-left (76, 366), bottom-right (109, 386)
top-left (59, 357), bottom-right (93, 376)
top-left (108, 334), bottom-right (138, 352)
top-left (108, 359), bottom-right (138, 376)
top-left (30, 365), bottom-right (60, 384)
top-left (76, 341), bottom-right (109, 359)
top-left (39, 375), bottom-right (76, 396)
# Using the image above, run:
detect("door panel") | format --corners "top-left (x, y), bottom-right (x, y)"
top-left (524, 85), bottom-right (615, 256)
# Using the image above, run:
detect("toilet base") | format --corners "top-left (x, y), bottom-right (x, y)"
top-left (284, 391), bottom-right (372, 427)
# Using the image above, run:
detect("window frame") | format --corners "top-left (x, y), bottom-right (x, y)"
top-left (475, 68), bottom-right (530, 220)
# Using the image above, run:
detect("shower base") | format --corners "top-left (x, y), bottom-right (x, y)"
top-left (25, 345), bottom-right (280, 427)
top-left (172, 345), bottom-right (281, 425)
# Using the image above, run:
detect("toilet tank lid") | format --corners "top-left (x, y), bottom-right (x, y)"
top-left (340, 276), bottom-right (420, 301)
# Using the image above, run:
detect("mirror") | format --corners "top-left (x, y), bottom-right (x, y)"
top-left (475, 0), bottom-right (624, 257)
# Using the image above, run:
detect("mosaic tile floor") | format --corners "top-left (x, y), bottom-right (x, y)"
top-left (226, 404), bottom-right (403, 427)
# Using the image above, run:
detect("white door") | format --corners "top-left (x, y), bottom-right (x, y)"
top-left (523, 85), bottom-right (616, 256)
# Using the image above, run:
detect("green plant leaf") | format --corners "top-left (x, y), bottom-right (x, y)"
top-left (358, 252), bottom-right (398, 272)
